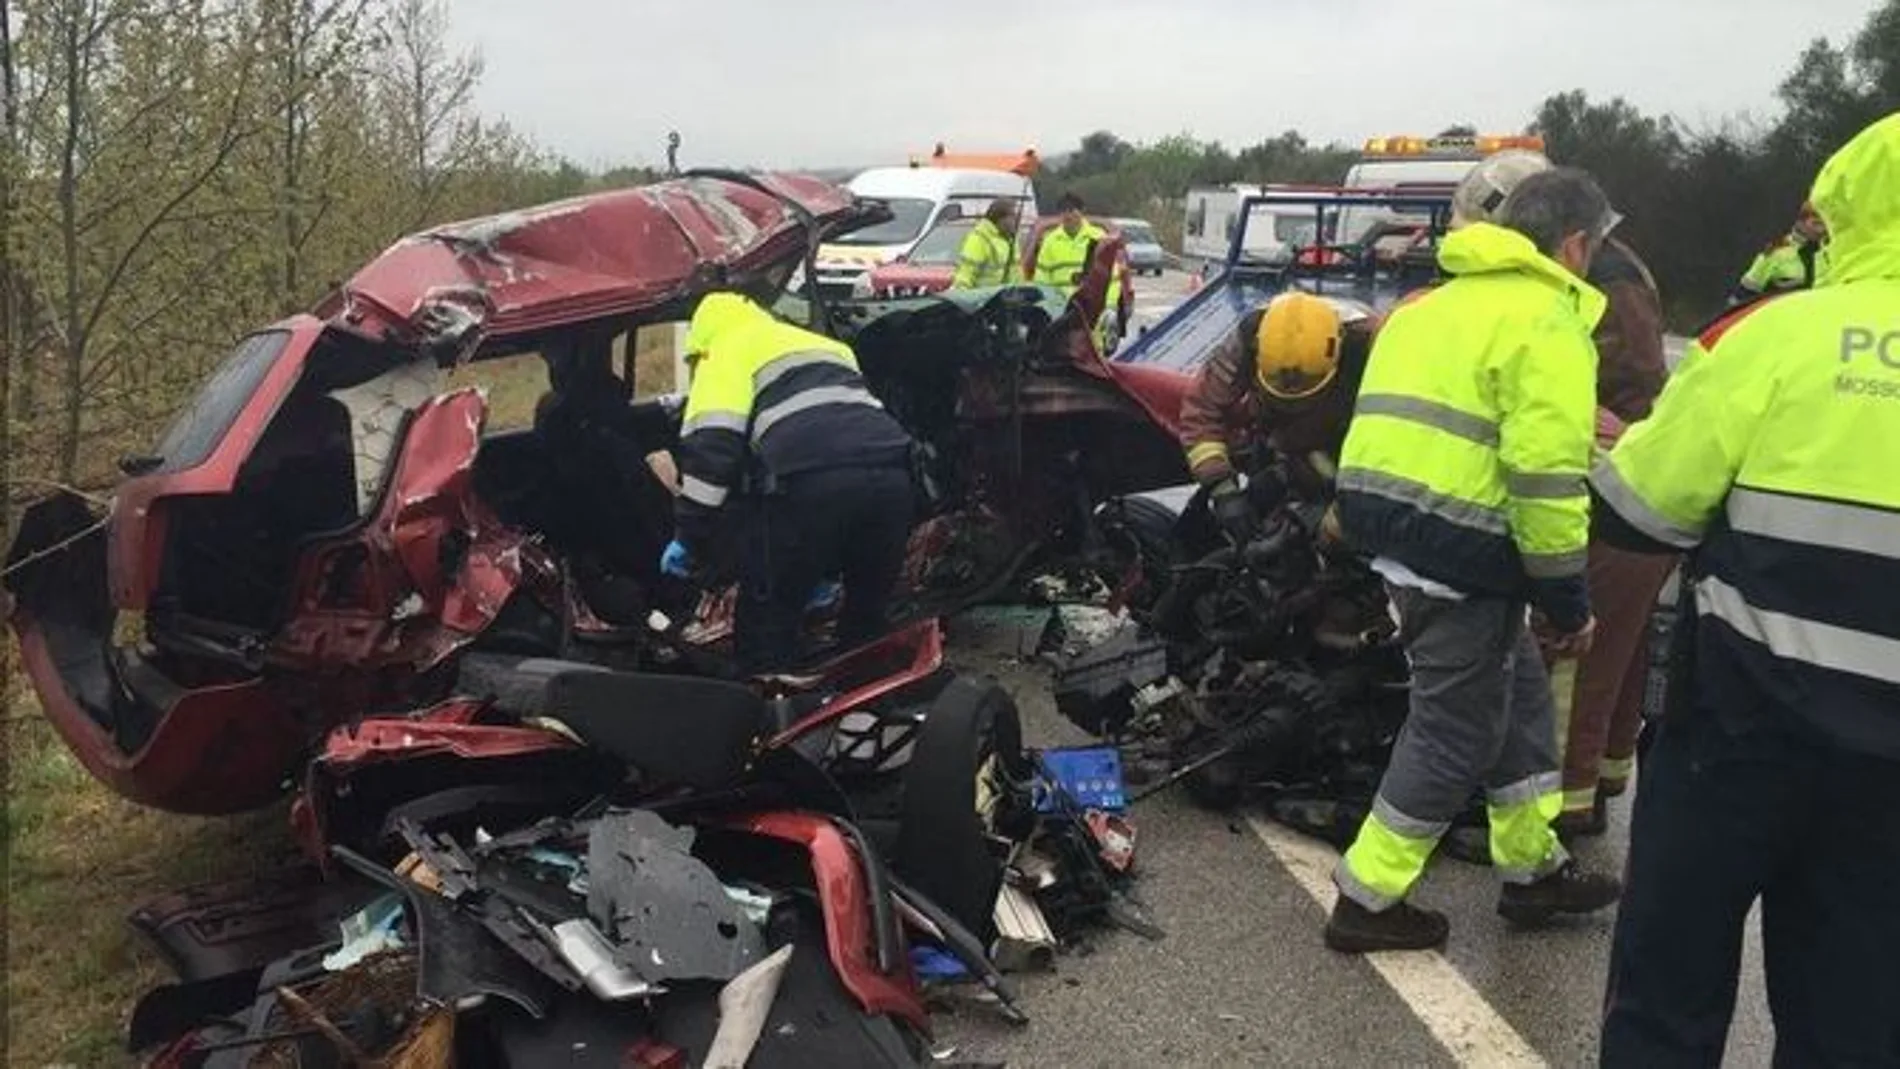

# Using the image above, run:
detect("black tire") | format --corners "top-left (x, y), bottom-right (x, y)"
top-left (891, 676), bottom-right (1031, 945)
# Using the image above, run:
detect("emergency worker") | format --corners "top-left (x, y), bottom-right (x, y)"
top-left (1032, 192), bottom-right (1106, 292)
top-left (1728, 201), bottom-right (1827, 303)
top-left (951, 199), bottom-right (1022, 289)
top-left (1449, 150), bottom-right (1676, 839)
top-left (663, 293), bottom-right (915, 673)
top-left (1031, 192), bottom-right (1128, 350)
top-left (1178, 291), bottom-right (1374, 541)
top-left (1597, 112), bottom-right (1900, 1067)
top-left (1323, 168), bottom-right (1624, 952)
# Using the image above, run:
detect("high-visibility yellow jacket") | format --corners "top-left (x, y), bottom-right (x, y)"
top-left (1336, 222), bottom-right (1604, 628)
top-left (675, 294), bottom-right (911, 546)
top-left (1594, 112), bottom-right (1900, 757)
top-left (1032, 221), bottom-right (1107, 293)
top-left (951, 218), bottom-right (1019, 289)
top-left (1735, 233), bottom-right (1819, 298)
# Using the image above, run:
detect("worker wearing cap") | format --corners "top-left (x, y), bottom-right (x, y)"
top-left (1452, 150), bottom-right (1676, 840)
top-left (951, 199), bottom-right (1022, 289)
top-left (664, 293), bottom-right (915, 673)
top-left (1729, 202), bottom-right (1827, 304)
top-left (1178, 291), bottom-right (1374, 542)
top-left (1597, 113), bottom-right (1900, 1068)
top-left (1323, 168), bottom-right (1624, 953)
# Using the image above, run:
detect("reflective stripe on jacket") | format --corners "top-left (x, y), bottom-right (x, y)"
top-left (675, 294), bottom-right (912, 546)
top-left (1337, 222), bottom-right (1604, 629)
top-left (952, 218), bottom-right (1018, 289)
top-left (1594, 113), bottom-right (1900, 757)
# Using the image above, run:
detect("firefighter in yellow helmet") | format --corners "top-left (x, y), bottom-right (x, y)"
top-left (1598, 112), bottom-right (1900, 1066)
top-left (1178, 291), bottom-right (1376, 541)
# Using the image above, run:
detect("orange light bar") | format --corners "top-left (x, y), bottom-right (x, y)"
top-left (1362, 134), bottom-right (1546, 158)
top-left (908, 144), bottom-right (1041, 176)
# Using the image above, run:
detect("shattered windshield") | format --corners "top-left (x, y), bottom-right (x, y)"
top-left (833, 197), bottom-right (934, 246)
top-left (907, 219), bottom-right (976, 265)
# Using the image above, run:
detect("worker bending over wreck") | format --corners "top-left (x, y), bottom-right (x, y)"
top-left (663, 293), bottom-right (916, 673)
top-left (1325, 168), bottom-right (1624, 952)
top-left (1178, 290), bottom-right (1375, 543)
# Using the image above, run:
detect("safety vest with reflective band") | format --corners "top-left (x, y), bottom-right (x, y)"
top-left (1597, 114), bottom-right (1900, 757)
top-left (674, 294), bottom-right (912, 547)
top-left (951, 218), bottom-right (1018, 289)
top-left (1737, 234), bottom-right (1817, 296)
top-left (1335, 223), bottom-right (1603, 629)
top-left (1032, 221), bottom-right (1106, 293)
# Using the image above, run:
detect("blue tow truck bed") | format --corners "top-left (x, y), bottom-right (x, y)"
top-left (1114, 190), bottom-right (1454, 374)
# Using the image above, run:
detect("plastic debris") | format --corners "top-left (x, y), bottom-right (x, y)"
top-left (321, 893), bottom-right (407, 972)
top-left (548, 918), bottom-right (659, 1001)
top-left (704, 944), bottom-right (794, 1069)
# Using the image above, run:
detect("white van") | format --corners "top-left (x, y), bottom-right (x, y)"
top-left (813, 166), bottom-right (1038, 298)
top-left (1183, 184), bottom-right (1338, 267)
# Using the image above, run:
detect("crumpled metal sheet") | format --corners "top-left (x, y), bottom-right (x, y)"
top-left (585, 810), bottom-right (766, 984)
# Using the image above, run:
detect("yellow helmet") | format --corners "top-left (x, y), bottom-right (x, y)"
top-left (1253, 292), bottom-right (1343, 400)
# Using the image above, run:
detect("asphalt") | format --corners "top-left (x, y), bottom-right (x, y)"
top-left (930, 649), bottom-right (1779, 1068)
top-left (925, 274), bottom-right (1766, 1066)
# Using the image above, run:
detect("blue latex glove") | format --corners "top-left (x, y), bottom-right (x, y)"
top-left (660, 539), bottom-right (692, 579)
top-left (806, 579), bottom-right (844, 613)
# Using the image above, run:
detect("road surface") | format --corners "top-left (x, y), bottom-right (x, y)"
top-left (931, 649), bottom-right (1776, 1068)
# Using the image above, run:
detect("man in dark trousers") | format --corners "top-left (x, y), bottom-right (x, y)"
top-left (664, 292), bottom-right (915, 673)
top-left (1596, 112), bottom-right (1900, 1067)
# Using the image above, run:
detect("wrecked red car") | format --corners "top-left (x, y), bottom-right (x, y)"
top-left (5, 170), bottom-right (1189, 818)
top-left (6, 169), bottom-right (1173, 1065)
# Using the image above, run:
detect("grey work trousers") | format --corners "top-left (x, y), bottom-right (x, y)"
top-left (1338, 587), bottom-right (1568, 908)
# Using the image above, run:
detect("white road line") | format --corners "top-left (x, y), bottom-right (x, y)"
top-left (1244, 814), bottom-right (1549, 1068)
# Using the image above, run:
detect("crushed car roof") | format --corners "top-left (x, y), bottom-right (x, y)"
top-left (321, 172), bottom-right (869, 344)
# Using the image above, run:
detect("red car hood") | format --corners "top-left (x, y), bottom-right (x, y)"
top-left (867, 262), bottom-right (954, 296)
top-left (321, 172), bottom-right (874, 345)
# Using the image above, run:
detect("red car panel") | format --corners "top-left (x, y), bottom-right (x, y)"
top-left (732, 811), bottom-right (929, 1032)
top-left (323, 173), bottom-right (866, 346)
top-left (274, 389), bottom-right (522, 674)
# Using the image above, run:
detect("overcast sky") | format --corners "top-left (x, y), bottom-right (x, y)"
top-left (446, 0), bottom-right (1878, 170)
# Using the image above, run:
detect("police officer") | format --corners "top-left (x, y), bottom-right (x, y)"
top-left (1179, 291), bottom-right (1374, 541)
top-left (1323, 168), bottom-right (1624, 953)
top-left (1728, 201), bottom-right (1827, 304)
top-left (664, 293), bottom-right (915, 673)
top-left (1596, 113), bottom-right (1900, 1067)
top-left (951, 199), bottom-right (1022, 289)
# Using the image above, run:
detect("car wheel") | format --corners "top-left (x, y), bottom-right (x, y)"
top-left (892, 676), bottom-right (1032, 944)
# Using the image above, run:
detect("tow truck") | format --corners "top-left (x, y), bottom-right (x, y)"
top-left (1117, 185), bottom-right (1454, 373)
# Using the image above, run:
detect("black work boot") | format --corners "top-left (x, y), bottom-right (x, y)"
top-left (1497, 861), bottom-right (1622, 927)
top-left (1324, 896), bottom-right (1450, 953)
top-left (1553, 793), bottom-right (1609, 843)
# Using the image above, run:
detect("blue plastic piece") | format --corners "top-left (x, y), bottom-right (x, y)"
top-left (910, 944), bottom-right (970, 981)
top-left (1035, 746), bottom-right (1129, 813)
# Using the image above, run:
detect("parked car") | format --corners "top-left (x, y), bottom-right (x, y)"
top-left (857, 216), bottom-right (973, 298)
top-left (1110, 217), bottom-right (1169, 275)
